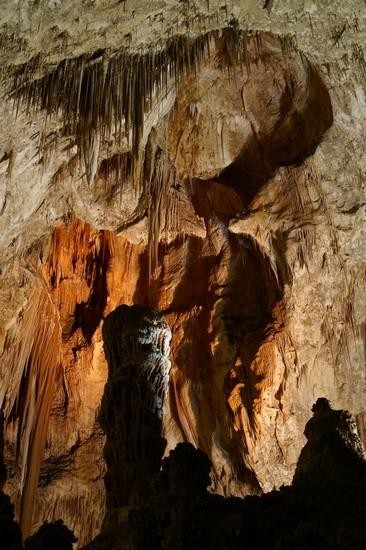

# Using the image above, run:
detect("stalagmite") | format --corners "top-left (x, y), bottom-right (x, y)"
top-left (100, 305), bottom-right (171, 522)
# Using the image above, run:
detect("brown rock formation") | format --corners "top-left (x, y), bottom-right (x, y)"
top-left (0, 35), bottom-right (337, 540)
top-left (0, 366), bottom-right (76, 550)
top-left (293, 397), bottom-right (366, 485)
top-left (0, 3), bottom-right (365, 547)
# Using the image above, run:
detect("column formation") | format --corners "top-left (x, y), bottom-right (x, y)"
top-left (100, 305), bottom-right (171, 511)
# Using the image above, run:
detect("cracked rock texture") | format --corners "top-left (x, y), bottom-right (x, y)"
top-left (0, 1), bottom-right (365, 547)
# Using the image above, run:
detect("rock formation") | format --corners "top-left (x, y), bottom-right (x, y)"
top-left (100, 305), bottom-right (171, 519)
top-left (293, 397), bottom-right (366, 485)
top-left (0, 1), bottom-right (365, 546)
top-left (85, 399), bottom-right (366, 550)
top-left (24, 520), bottom-right (76, 550)
top-left (3, 397), bottom-right (365, 548)
top-left (0, 412), bottom-right (23, 550)
top-left (0, 411), bottom-right (76, 550)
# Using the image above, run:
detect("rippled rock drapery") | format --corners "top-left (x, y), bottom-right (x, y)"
top-left (100, 305), bottom-right (171, 520)
top-left (0, 413), bottom-right (76, 550)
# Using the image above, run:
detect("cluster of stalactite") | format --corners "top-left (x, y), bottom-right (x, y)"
top-left (144, 141), bottom-right (180, 278)
top-left (11, 25), bottom-right (249, 185)
top-left (9, 26), bottom-right (333, 288)
top-left (100, 305), bottom-right (171, 516)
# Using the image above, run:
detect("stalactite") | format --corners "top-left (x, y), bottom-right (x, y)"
top-left (80, 128), bottom-right (100, 187)
top-left (352, 43), bottom-right (366, 83)
top-left (145, 144), bottom-right (179, 279)
top-left (279, 33), bottom-right (297, 54)
top-left (12, 34), bottom-right (210, 176)
top-left (216, 20), bottom-right (248, 73)
top-left (11, 26), bottom-right (250, 194)
top-left (97, 151), bottom-right (132, 199)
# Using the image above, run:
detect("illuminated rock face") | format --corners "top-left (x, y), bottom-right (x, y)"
top-left (101, 305), bottom-right (171, 514)
top-left (0, 2), bottom-right (365, 547)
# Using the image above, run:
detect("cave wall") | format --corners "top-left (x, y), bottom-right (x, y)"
top-left (0, 1), bottom-right (365, 547)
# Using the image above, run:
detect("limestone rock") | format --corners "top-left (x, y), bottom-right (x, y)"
top-left (0, 1), bottom-right (365, 546)
top-left (101, 305), bottom-right (171, 517)
top-left (0, 413), bottom-right (21, 550)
